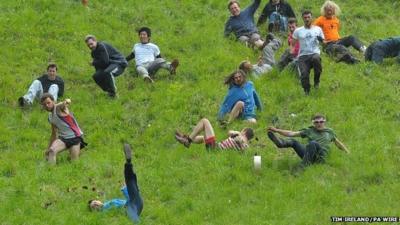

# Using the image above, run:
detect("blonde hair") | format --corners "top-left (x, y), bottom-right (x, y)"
top-left (321, 1), bottom-right (341, 17)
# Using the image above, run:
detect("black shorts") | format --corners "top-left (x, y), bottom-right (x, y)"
top-left (60, 137), bottom-right (87, 149)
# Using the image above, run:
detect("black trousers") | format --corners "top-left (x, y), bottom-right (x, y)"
top-left (333, 35), bottom-right (363, 51)
top-left (297, 54), bottom-right (322, 93)
top-left (92, 64), bottom-right (125, 94)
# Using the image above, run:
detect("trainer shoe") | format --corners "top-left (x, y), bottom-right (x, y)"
top-left (169, 59), bottom-right (179, 75)
top-left (18, 97), bottom-right (31, 107)
top-left (123, 143), bottom-right (132, 161)
top-left (144, 76), bottom-right (154, 83)
top-left (174, 131), bottom-right (191, 148)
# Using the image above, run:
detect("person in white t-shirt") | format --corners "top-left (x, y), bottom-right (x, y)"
top-left (292, 10), bottom-right (324, 95)
top-left (126, 27), bottom-right (179, 83)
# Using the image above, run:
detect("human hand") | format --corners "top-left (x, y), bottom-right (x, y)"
top-left (267, 126), bottom-right (277, 132)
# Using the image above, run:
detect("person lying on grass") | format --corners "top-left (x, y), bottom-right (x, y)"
top-left (89, 143), bottom-right (143, 223)
top-left (41, 93), bottom-right (87, 165)
top-left (365, 36), bottom-right (400, 64)
top-left (239, 33), bottom-right (282, 77)
top-left (175, 118), bottom-right (254, 151)
top-left (217, 70), bottom-right (262, 125)
top-left (267, 113), bottom-right (349, 166)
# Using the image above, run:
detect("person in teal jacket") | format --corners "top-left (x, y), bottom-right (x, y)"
top-left (218, 70), bottom-right (262, 125)
top-left (89, 144), bottom-right (143, 222)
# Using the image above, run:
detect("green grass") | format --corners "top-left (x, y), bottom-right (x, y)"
top-left (0, 0), bottom-right (399, 224)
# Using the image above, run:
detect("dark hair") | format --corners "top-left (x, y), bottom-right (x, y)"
top-left (288, 17), bottom-right (297, 24)
top-left (47, 63), bottom-right (57, 71)
top-left (224, 70), bottom-right (246, 86)
top-left (84, 34), bottom-right (96, 42)
top-left (243, 128), bottom-right (254, 140)
top-left (138, 27), bottom-right (151, 37)
top-left (302, 10), bottom-right (312, 16)
top-left (40, 93), bottom-right (54, 103)
top-left (312, 113), bottom-right (326, 121)
top-left (228, 0), bottom-right (240, 9)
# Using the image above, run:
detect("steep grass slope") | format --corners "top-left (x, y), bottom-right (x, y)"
top-left (0, 0), bottom-right (399, 224)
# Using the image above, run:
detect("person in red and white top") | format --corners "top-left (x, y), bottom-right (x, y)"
top-left (277, 17), bottom-right (300, 71)
top-left (40, 93), bottom-right (87, 165)
top-left (175, 118), bottom-right (254, 151)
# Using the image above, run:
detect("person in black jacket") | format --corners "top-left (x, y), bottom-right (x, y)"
top-left (85, 35), bottom-right (127, 98)
top-left (18, 63), bottom-right (64, 107)
top-left (257, 0), bottom-right (296, 32)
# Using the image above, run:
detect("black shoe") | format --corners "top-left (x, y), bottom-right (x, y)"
top-left (108, 91), bottom-right (117, 98)
top-left (267, 131), bottom-right (285, 148)
top-left (123, 143), bottom-right (132, 161)
top-left (18, 97), bottom-right (25, 107)
top-left (266, 33), bottom-right (275, 41)
top-left (314, 83), bottom-right (320, 89)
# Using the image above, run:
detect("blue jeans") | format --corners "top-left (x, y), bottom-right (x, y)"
top-left (125, 162), bottom-right (143, 222)
top-left (268, 12), bottom-right (288, 32)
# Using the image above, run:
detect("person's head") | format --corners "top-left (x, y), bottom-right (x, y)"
top-left (239, 60), bottom-right (252, 74)
top-left (241, 127), bottom-right (255, 141)
top-left (85, 35), bottom-right (97, 50)
top-left (138, 27), bottom-right (151, 44)
top-left (224, 70), bottom-right (246, 86)
top-left (46, 63), bottom-right (57, 80)
top-left (311, 113), bottom-right (326, 130)
top-left (228, 1), bottom-right (241, 16)
top-left (40, 93), bottom-right (55, 112)
top-left (88, 199), bottom-right (104, 211)
top-left (301, 10), bottom-right (313, 28)
top-left (321, 1), bottom-right (341, 18)
top-left (287, 17), bottom-right (297, 32)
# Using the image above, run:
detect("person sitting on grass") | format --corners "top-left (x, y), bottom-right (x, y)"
top-left (277, 18), bottom-right (299, 71)
top-left (40, 93), bottom-right (87, 165)
top-left (18, 63), bottom-right (64, 107)
top-left (175, 118), bottom-right (254, 151)
top-left (224, 0), bottom-right (264, 48)
top-left (314, 1), bottom-right (366, 64)
top-left (267, 113), bottom-right (349, 166)
top-left (257, 0), bottom-right (296, 32)
top-left (217, 70), bottom-right (262, 125)
top-left (126, 27), bottom-right (179, 83)
top-left (365, 36), bottom-right (400, 64)
top-left (239, 33), bottom-right (282, 77)
top-left (88, 143), bottom-right (143, 223)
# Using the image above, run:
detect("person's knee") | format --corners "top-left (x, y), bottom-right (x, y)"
top-left (201, 118), bottom-right (210, 124)
top-left (235, 101), bottom-right (244, 108)
top-left (347, 35), bottom-right (356, 42)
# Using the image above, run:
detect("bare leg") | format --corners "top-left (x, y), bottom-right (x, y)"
top-left (46, 139), bottom-right (67, 165)
top-left (189, 118), bottom-right (215, 141)
top-left (69, 144), bottom-right (80, 161)
top-left (228, 101), bottom-right (244, 123)
top-left (192, 135), bottom-right (205, 144)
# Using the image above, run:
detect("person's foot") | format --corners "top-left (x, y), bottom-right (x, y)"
top-left (123, 143), bottom-right (132, 161)
top-left (267, 131), bottom-right (285, 148)
top-left (314, 83), bottom-right (319, 89)
top-left (304, 89), bottom-right (310, 95)
top-left (108, 91), bottom-right (117, 98)
top-left (175, 131), bottom-right (191, 148)
top-left (18, 97), bottom-right (30, 107)
top-left (169, 59), bottom-right (179, 75)
top-left (266, 33), bottom-right (275, 42)
top-left (144, 76), bottom-right (154, 83)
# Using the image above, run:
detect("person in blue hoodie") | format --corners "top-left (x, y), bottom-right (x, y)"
top-left (218, 70), bottom-right (262, 125)
top-left (89, 143), bottom-right (143, 223)
top-left (365, 37), bottom-right (400, 64)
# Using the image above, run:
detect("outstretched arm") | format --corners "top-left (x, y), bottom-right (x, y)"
top-left (55, 98), bottom-right (71, 112)
top-left (334, 138), bottom-right (350, 154)
top-left (268, 126), bottom-right (301, 137)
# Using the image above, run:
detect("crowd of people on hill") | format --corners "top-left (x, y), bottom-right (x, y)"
top-left (15, 0), bottom-right (399, 222)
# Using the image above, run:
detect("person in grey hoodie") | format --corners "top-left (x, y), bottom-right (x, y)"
top-left (224, 0), bottom-right (264, 48)
top-left (85, 35), bottom-right (127, 98)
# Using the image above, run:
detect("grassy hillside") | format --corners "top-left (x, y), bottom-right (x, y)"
top-left (0, 0), bottom-right (399, 224)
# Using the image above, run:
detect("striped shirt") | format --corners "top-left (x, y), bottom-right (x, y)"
top-left (217, 136), bottom-right (249, 151)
